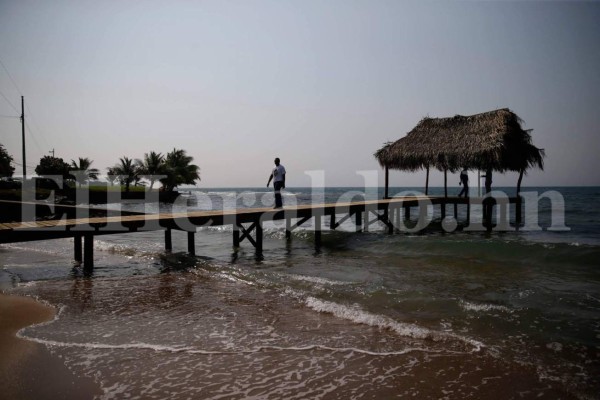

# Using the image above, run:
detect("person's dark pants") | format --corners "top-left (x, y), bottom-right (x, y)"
top-left (458, 184), bottom-right (469, 198)
top-left (274, 181), bottom-right (284, 208)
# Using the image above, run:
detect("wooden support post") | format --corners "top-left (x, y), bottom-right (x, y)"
top-left (425, 166), bottom-right (429, 195)
top-left (255, 220), bottom-right (263, 252)
top-left (233, 224), bottom-right (240, 247)
top-left (314, 214), bottom-right (322, 247)
top-left (487, 203), bottom-right (493, 232)
top-left (74, 234), bottom-right (82, 263)
top-left (483, 199), bottom-right (493, 231)
top-left (387, 209), bottom-right (394, 234)
top-left (467, 201), bottom-right (471, 225)
top-left (355, 211), bottom-right (362, 232)
top-left (441, 201), bottom-right (446, 220)
top-left (485, 168), bottom-right (492, 194)
top-left (482, 200), bottom-right (487, 227)
top-left (516, 169), bottom-right (524, 226)
top-left (384, 166), bottom-right (389, 199)
top-left (454, 203), bottom-right (458, 219)
top-left (285, 217), bottom-right (291, 240)
top-left (165, 228), bottom-right (172, 252)
top-left (444, 168), bottom-right (448, 198)
top-left (83, 234), bottom-right (93, 270)
top-left (187, 231), bottom-right (195, 256)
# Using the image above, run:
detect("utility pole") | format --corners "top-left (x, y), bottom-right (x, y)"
top-left (20, 96), bottom-right (26, 178)
top-left (49, 148), bottom-right (55, 157)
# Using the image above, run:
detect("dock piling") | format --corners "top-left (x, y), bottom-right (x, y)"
top-left (314, 214), bottom-right (322, 247)
top-left (355, 211), bottom-right (362, 232)
top-left (83, 234), bottom-right (94, 270)
top-left (255, 220), bottom-right (263, 252)
top-left (233, 224), bottom-right (240, 247)
top-left (74, 234), bottom-right (82, 264)
top-left (285, 217), bottom-right (291, 240)
top-left (187, 231), bottom-right (195, 256)
top-left (165, 228), bottom-right (172, 252)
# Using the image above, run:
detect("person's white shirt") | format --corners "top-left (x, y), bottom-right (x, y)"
top-left (272, 165), bottom-right (286, 182)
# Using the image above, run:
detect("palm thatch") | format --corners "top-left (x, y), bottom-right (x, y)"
top-left (374, 108), bottom-right (544, 173)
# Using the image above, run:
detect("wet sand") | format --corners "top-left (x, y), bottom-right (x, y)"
top-left (0, 293), bottom-right (102, 399)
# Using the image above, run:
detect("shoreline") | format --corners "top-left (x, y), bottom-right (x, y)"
top-left (0, 292), bottom-right (102, 399)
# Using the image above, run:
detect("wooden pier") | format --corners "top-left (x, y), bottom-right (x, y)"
top-left (0, 196), bottom-right (521, 270)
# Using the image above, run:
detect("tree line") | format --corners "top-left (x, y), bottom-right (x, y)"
top-left (0, 144), bottom-right (199, 193)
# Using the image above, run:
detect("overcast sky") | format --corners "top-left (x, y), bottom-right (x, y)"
top-left (1, 0), bottom-right (599, 188)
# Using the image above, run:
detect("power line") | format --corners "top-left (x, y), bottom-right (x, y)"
top-left (24, 102), bottom-right (51, 149)
top-left (1, 58), bottom-right (54, 154)
top-left (25, 121), bottom-right (44, 153)
top-left (0, 88), bottom-right (19, 114)
top-left (0, 114), bottom-right (19, 118)
top-left (0, 57), bottom-right (22, 95)
top-left (12, 161), bottom-right (37, 171)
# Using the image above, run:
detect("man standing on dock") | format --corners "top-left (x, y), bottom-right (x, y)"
top-left (267, 158), bottom-right (286, 208)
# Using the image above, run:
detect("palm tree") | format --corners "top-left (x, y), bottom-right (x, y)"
top-left (106, 167), bottom-right (117, 186)
top-left (160, 149), bottom-right (200, 192)
top-left (110, 157), bottom-right (137, 192)
top-left (136, 151), bottom-right (165, 189)
top-left (70, 157), bottom-right (99, 188)
top-left (0, 144), bottom-right (15, 178)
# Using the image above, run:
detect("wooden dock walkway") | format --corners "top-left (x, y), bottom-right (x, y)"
top-left (0, 196), bottom-right (520, 269)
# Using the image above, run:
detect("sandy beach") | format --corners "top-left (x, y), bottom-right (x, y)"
top-left (0, 292), bottom-right (101, 399)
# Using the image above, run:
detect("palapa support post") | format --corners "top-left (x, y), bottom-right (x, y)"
top-left (385, 208), bottom-right (391, 233)
top-left (384, 166), bottom-right (389, 199)
top-left (516, 169), bottom-right (524, 226)
top-left (83, 234), bottom-right (94, 270)
top-left (441, 201), bottom-right (446, 220)
top-left (74, 234), bottom-right (82, 264)
top-left (454, 203), bottom-right (458, 219)
top-left (444, 168), bottom-right (448, 198)
top-left (485, 168), bottom-right (493, 194)
top-left (483, 198), bottom-right (493, 232)
top-left (425, 166), bottom-right (430, 195)
top-left (187, 231), bottom-right (195, 256)
top-left (165, 228), bottom-right (172, 252)
top-left (467, 201), bottom-right (471, 225)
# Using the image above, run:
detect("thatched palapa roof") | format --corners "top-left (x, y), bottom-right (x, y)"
top-left (374, 108), bottom-right (544, 173)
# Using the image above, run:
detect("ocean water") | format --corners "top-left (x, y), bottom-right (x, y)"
top-left (1, 186), bottom-right (599, 399)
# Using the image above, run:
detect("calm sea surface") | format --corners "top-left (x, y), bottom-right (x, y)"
top-left (1, 186), bottom-right (599, 399)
